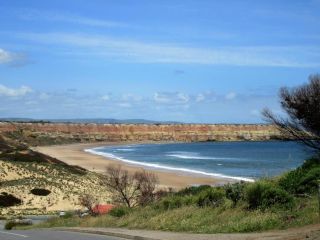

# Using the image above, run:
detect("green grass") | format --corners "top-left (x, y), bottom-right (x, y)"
top-left (27, 157), bottom-right (320, 233)
top-left (32, 196), bottom-right (318, 233)
top-left (18, 157), bottom-right (320, 233)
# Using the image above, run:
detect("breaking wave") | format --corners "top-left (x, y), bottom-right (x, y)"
top-left (85, 148), bottom-right (254, 182)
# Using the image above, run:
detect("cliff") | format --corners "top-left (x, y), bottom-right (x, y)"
top-left (0, 122), bottom-right (282, 146)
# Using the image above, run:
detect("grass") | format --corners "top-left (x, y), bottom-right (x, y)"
top-left (31, 195), bottom-right (319, 233)
top-left (23, 157), bottom-right (320, 233)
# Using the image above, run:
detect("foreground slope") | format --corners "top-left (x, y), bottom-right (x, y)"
top-left (0, 135), bottom-right (110, 215)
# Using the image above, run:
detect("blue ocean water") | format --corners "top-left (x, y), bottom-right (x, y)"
top-left (86, 141), bottom-right (312, 181)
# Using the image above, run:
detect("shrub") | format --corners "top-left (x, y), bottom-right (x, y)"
top-left (196, 188), bottom-right (225, 208)
top-left (4, 221), bottom-right (15, 230)
top-left (30, 188), bottom-right (51, 196)
top-left (5, 219), bottom-right (32, 230)
top-left (245, 181), bottom-right (293, 209)
top-left (278, 157), bottom-right (320, 194)
top-left (109, 206), bottom-right (130, 217)
top-left (154, 189), bottom-right (170, 201)
top-left (224, 182), bottom-right (245, 206)
top-left (161, 195), bottom-right (183, 210)
top-left (245, 182), bottom-right (273, 209)
top-left (278, 168), bottom-right (305, 194)
top-left (176, 185), bottom-right (212, 196)
top-left (301, 157), bottom-right (320, 170)
top-left (0, 192), bottom-right (22, 207)
top-left (298, 167), bottom-right (320, 194)
top-left (261, 187), bottom-right (294, 209)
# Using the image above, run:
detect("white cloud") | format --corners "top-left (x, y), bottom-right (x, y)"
top-left (154, 92), bottom-right (171, 103)
top-left (0, 48), bottom-right (29, 67)
top-left (101, 95), bottom-right (110, 101)
top-left (250, 109), bottom-right (260, 117)
top-left (118, 102), bottom-right (132, 108)
top-left (154, 92), bottom-right (189, 104)
top-left (195, 91), bottom-right (216, 103)
top-left (225, 92), bottom-right (237, 100)
top-left (39, 93), bottom-right (51, 100)
top-left (18, 32), bottom-right (320, 67)
top-left (0, 84), bottom-right (32, 97)
top-left (0, 49), bottom-right (16, 64)
top-left (196, 93), bottom-right (205, 102)
top-left (20, 9), bottom-right (127, 28)
top-left (121, 94), bottom-right (142, 102)
top-left (177, 93), bottom-right (190, 103)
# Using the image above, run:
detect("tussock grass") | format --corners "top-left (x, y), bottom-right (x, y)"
top-left (34, 197), bottom-right (318, 233)
top-left (25, 157), bottom-right (320, 233)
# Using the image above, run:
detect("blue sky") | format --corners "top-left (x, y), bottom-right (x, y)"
top-left (0, 0), bottom-right (319, 123)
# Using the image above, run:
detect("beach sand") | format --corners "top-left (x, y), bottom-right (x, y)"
top-left (33, 142), bottom-right (231, 189)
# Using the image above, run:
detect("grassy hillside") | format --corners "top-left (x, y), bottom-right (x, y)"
top-left (0, 134), bottom-right (111, 216)
top-left (34, 157), bottom-right (320, 233)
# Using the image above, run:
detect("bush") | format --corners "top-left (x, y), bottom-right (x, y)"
top-left (298, 167), bottom-right (320, 194)
top-left (160, 195), bottom-right (184, 210)
top-left (176, 185), bottom-right (212, 196)
top-left (278, 157), bottom-right (320, 194)
top-left (0, 192), bottom-right (22, 207)
top-left (62, 211), bottom-right (74, 219)
top-left (4, 221), bottom-right (15, 230)
top-left (196, 188), bottom-right (225, 208)
top-left (224, 182), bottom-right (245, 206)
top-left (278, 168), bottom-right (305, 194)
top-left (30, 188), bottom-right (51, 196)
top-left (245, 182), bottom-right (272, 209)
top-left (109, 206), bottom-right (130, 217)
top-left (5, 219), bottom-right (32, 230)
top-left (245, 182), bottom-right (293, 209)
top-left (261, 187), bottom-right (294, 209)
top-left (301, 157), bottom-right (320, 170)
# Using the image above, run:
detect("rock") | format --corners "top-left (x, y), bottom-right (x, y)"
top-left (0, 122), bottom-right (284, 145)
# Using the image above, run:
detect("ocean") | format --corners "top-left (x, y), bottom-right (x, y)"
top-left (85, 141), bottom-right (312, 182)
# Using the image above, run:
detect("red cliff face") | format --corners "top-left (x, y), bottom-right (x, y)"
top-left (0, 122), bottom-right (282, 145)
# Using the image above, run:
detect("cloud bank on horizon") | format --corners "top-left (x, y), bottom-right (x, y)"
top-left (0, 0), bottom-right (319, 123)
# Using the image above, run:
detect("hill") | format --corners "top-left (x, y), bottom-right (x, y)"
top-left (0, 134), bottom-right (110, 215)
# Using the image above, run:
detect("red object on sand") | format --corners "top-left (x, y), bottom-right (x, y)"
top-left (92, 204), bottom-right (115, 215)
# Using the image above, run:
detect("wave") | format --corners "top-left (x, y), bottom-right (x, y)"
top-left (115, 148), bottom-right (135, 152)
top-left (166, 152), bottom-right (238, 160)
top-left (85, 148), bottom-right (254, 182)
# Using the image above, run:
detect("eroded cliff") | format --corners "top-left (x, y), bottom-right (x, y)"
top-left (0, 122), bottom-right (282, 146)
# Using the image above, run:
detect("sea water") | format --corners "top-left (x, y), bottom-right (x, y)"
top-left (85, 141), bottom-right (312, 182)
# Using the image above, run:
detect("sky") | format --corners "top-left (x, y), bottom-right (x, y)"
top-left (0, 0), bottom-right (319, 123)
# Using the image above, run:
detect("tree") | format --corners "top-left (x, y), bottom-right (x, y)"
top-left (134, 170), bottom-right (158, 206)
top-left (104, 165), bottom-right (158, 208)
top-left (263, 74), bottom-right (320, 152)
top-left (78, 194), bottom-right (97, 215)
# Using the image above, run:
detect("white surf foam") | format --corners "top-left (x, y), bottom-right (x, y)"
top-left (115, 148), bottom-right (135, 152)
top-left (85, 148), bottom-right (254, 182)
top-left (166, 151), bottom-right (239, 160)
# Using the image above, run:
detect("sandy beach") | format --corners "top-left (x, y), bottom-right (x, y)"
top-left (33, 142), bottom-right (231, 189)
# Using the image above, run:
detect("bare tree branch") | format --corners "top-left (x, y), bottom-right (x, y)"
top-left (104, 165), bottom-right (158, 208)
top-left (78, 194), bottom-right (97, 215)
top-left (262, 74), bottom-right (320, 152)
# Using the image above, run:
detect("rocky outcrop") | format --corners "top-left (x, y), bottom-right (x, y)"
top-left (0, 122), bottom-right (283, 146)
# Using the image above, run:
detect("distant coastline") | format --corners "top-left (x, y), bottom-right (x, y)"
top-left (0, 122), bottom-right (284, 145)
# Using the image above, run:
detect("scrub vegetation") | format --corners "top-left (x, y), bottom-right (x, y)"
top-left (33, 157), bottom-right (320, 233)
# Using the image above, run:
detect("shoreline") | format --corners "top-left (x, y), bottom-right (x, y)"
top-left (33, 141), bottom-right (234, 189)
